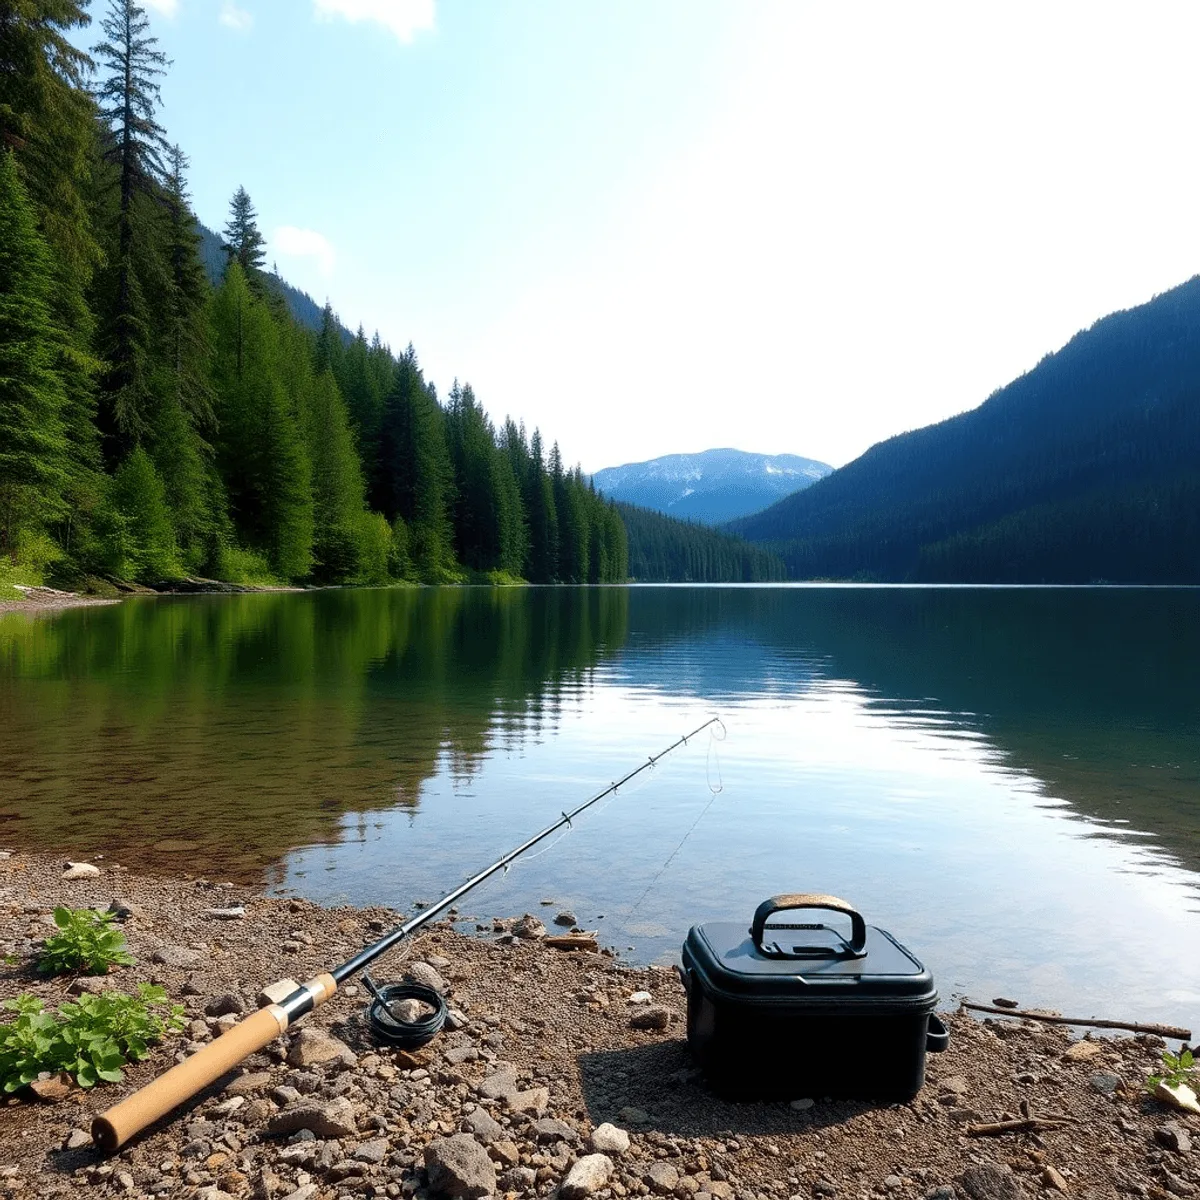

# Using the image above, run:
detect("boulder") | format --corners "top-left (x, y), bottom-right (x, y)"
top-left (423, 1133), bottom-right (496, 1199)
top-left (560, 1154), bottom-right (614, 1198)
top-left (62, 862), bottom-right (100, 879)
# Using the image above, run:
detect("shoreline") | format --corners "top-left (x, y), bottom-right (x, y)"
top-left (1, 852), bottom-right (1194, 1200)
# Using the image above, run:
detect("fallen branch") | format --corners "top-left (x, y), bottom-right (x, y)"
top-left (543, 934), bottom-right (599, 952)
top-left (966, 1117), bottom-right (1073, 1136)
top-left (960, 1000), bottom-right (1190, 1041)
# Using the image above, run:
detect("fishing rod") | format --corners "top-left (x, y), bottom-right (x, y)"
top-left (92, 716), bottom-right (721, 1151)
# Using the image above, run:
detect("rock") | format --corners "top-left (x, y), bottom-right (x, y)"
top-left (561, 1154), bottom-right (614, 1198)
top-left (444, 1045), bottom-right (478, 1065)
top-left (1041, 1166), bottom-right (1068, 1193)
top-left (423, 1133), bottom-right (497, 1199)
top-left (926, 1189), bottom-right (956, 1200)
top-left (534, 1116), bottom-right (579, 1143)
top-left (627, 991), bottom-right (653, 1005)
top-left (1157, 1122), bottom-right (1194, 1154)
top-left (258, 978), bottom-right (300, 1007)
top-left (62, 861), bottom-right (100, 879)
top-left (405, 960), bottom-right (448, 993)
top-left (490, 1140), bottom-right (520, 1168)
top-left (589, 1122), bottom-right (631, 1154)
top-left (106, 898), bottom-right (142, 921)
top-left (205, 993), bottom-right (246, 1017)
top-left (210, 1095), bottom-right (245, 1117)
top-left (1155, 1080), bottom-right (1200, 1115)
top-left (67, 975), bottom-right (111, 996)
top-left (280, 1187), bottom-right (320, 1200)
top-left (391, 997), bottom-right (432, 1023)
top-left (354, 1138), bottom-right (388, 1164)
top-left (445, 1007), bottom-right (468, 1031)
top-left (267, 1097), bottom-right (358, 1139)
top-left (28, 1073), bottom-right (72, 1102)
top-left (286, 1026), bottom-right (356, 1069)
top-left (1063, 1039), bottom-right (1103, 1062)
top-left (630, 1005), bottom-right (673, 1031)
top-left (992, 997), bottom-right (1020, 1008)
top-left (204, 906), bottom-right (246, 920)
top-left (813, 1180), bottom-right (838, 1198)
top-left (554, 911), bottom-right (578, 926)
top-left (513, 914), bottom-right (546, 939)
top-left (505, 1085), bottom-right (550, 1116)
top-left (477, 1064), bottom-right (519, 1100)
top-left (462, 1107), bottom-right (504, 1143)
top-left (885, 1177), bottom-right (904, 1191)
top-left (499, 1167), bottom-right (538, 1192)
top-left (63, 1129), bottom-right (91, 1150)
top-left (150, 944), bottom-right (205, 969)
top-left (959, 1163), bottom-right (1025, 1200)
top-left (646, 1162), bottom-right (680, 1193)
top-left (1089, 1072), bottom-right (1122, 1095)
top-left (1164, 1172), bottom-right (1197, 1197)
top-left (940, 1075), bottom-right (970, 1096)
top-left (225, 1071), bottom-right (273, 1096)
top-left (790, 1098), bottom-right (815, 1111)
top-left (618, 1105), bottom-right (649, 1125)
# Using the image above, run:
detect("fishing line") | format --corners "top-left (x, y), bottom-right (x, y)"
top-left (617, 717), bottom-right (727, 941)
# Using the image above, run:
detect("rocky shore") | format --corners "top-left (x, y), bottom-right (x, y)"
top-left (0, 586), bottom-right (122, 616)
top-left (0, 852), bottom-right (1195, 1200)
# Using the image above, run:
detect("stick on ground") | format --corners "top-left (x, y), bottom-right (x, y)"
top-left (960, 1000), bottom-right (1190, 1041)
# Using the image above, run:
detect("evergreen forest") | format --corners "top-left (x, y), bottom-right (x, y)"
top-left (731, 277), bottom-right (1200, 583)
top-left (619, 503), bottom-right (787, 582)
top-left (0, 0), bottom-right (638, 592)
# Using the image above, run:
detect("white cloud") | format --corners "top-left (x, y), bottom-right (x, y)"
top-left (219, 1), bottom-right (252, 31)
top-left (273, 227), bottom-right (336, 279)
top-left (142, 0), bottom-right (179, 16)
top-left (312, 0), bottom-right (434, 43)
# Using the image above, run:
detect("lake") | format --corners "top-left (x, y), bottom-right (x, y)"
top-left (1, 585), bottom-right (1198, 1027)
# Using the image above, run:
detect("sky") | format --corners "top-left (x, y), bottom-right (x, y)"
top-left (89, 0), bottom-right (1200, 472)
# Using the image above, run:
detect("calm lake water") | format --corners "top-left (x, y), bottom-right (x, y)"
top-left (2, 585), bottom-right (1198, 1026)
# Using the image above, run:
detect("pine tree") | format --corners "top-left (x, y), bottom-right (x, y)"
top-left (103, 444), bottom-right (179, 580)
top-left (0, 149), bottom-right (70, 556)
top-left (92, 0), bottom-right (171, 444)
top-left (222, 185), bottom-right (266, 284)
top-left (308, 369), bottom-right (367, 582)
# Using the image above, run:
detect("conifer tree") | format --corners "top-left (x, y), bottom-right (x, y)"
top-left (222, 185), bottom-right (266, 284)
top-left (92, 0), bottom-right (171, 443)
top-left (308, 369), bottom-right (368, 582)
top-left (0, 149), bottom-right (70, 556)
top-left (103, 444), bottom-right (179, 580)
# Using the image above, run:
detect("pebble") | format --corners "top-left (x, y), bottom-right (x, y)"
top-left (647, 1162), bottom-right (681, 1193)
top-left (150, 944), bottom-right (205, 969)
top-left (630, 1005), bottom-right (673, 1030)
top-left (790, 1098), bottom-right (815, 1111)
top-left (353, 1138), bottom-right (388, 1164)
top-left (1089, 1071), bottom-right (1122, 1095)
top-left (462, 1107), bottom-right (504, 1144)
top-left (266, 1097), bottom-right (358, 1139)
top-left (555, 911), bottom-right (578, 926)
top-left (203, 906), bottom-right (246, 920)
top-left (286, 1027), bottom-right (357, 1069)
top-left (627, 991), bottom-right (653, 1004)
top-left (958, 1163), bottom-right (1025, 1200)
top-left (405, 960), bottom-right (449, 993)
top-left (1063, 1039), bottom-right (1103, 1062)
top-left (63, 1129), bottom-right (90, 1150)
top-left (1157, 1122), bottom-right (1194, 1154)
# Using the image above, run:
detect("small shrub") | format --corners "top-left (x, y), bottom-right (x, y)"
top-left (38, 906), bottom-right (135, 976)
top-left (1148, 1047), bottom-right (1197, 1092)
top-left (215, 543), bottom-right (278, 587)
top-left (0, 985), bottom-right (185, 1092)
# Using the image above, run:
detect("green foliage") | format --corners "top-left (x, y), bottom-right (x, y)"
top-left (102, 446), bottom-right (180, 581)
top-left (214, 543), bottom-right (277, 587)
top-left (222, 185), bottom-right (266, 283)
top-left (37, 906), bottom-right (135, 976)
top-left (0, 984), bottom-right (184, 1092)
top-left (388, 515), bottom-right (412, 581)
top-left (355, 511), bottom-right (392, 585)
top-left (619, 502), bottom-right (783, 582)
top-left (1147, 1048), bottom-right (1197, 1093)
top-left (0, 149), bottom-right (71, 554)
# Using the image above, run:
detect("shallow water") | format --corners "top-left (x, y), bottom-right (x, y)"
top-left (1, 585), bottom-right (1197, 1026)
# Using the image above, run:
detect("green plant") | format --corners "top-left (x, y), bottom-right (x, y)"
top-left (38, 906), bottom-right (135, 976)
top-left (0, 985), bottom-right (185, 1092)
top-left (1147, 1048), bottom-right (1197, 1092)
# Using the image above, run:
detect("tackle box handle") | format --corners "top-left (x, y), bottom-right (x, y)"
top-left (750, 893), bottom-right (868, 959)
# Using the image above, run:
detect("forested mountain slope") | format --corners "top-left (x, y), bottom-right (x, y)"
top-left (730, 278), bottom-right (1200, 582)
top-left (593, 448), bottom-right (831, 524)
top-left (619, 504), bottom-right (786, 582)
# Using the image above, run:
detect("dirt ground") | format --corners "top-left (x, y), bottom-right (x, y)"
top-left (0, 851), bottom-right (1195, 1200)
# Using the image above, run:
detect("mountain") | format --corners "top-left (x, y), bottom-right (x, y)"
top-left (730, 277), bottom-right (1200, 583)
top-left (196, 220), bottom-right (341, 336)
top-left (591, 448), bottom-right (832, 525)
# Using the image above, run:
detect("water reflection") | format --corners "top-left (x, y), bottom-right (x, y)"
top-left (1, 585), bottom-right (1198, 1021)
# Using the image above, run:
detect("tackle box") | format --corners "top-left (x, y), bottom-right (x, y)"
top-left (680, 893), bottom-right (948, 1100)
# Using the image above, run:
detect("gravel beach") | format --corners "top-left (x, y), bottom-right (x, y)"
top-left (0, 851), bottom-right (1194, 1200)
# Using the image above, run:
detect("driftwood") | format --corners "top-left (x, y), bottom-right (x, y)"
top-left (543, 933), bottom-right (599, 952)
top-left (961, 999), bottom-right (1191, 1041)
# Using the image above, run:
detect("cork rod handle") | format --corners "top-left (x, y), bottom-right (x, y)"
top-left (92, 973), bottom-right (337, 1152)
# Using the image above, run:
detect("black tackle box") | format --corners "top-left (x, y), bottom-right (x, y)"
top-left (680, 893), bottom-right (948, 1100)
